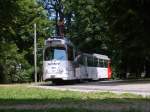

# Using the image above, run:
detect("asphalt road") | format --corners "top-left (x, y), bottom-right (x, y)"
top-left (34, 79), bottom-right (150, 96)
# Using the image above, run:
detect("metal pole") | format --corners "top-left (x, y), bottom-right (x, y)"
top-left (34, 23), bottom-right (37, 82)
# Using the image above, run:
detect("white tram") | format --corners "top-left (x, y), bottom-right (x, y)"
top-left (43, 37), bottom-right (76, 82)
top-left (74, 53), bottom-right (112, 80)
top-left (43, 37), bottom-right (112, 83)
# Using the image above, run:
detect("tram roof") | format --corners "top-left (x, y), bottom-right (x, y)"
top-left (45, 36), bottom-right (73, 46)
top-left (93, 53), bottom-right (110, 60)
top-left (82, 53), bottom-right (110, 60)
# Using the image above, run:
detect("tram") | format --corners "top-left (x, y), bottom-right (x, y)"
top-left (74, 53), bottom-right (112, 80)
top-left (43, 36), bottom-right (76, 83)
top-left (43, 36), bottom-right (112, 83)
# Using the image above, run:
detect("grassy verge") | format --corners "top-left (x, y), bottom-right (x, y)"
top-left (0, 84), bottom-right (149, 112)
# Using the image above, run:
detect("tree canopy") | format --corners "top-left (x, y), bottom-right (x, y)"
top-left (0, 0), bottom-right (51, 83)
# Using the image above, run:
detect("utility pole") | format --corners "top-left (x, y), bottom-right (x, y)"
top-left (34, 23), bottom-right (37, 83)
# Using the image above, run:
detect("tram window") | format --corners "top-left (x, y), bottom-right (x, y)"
top-left (54, 49), bottom-right (67, 60)
top-left (79, 56), bottom-right (84, 65)
top-left (98, 59), bottom-right (108, 68)
top-left (87, 57), bottom-right (94, 67)
top-left (44, 47), bottom-right (67, 60)
top-left (68, 46), bottom-right (74, 61)
top-left (103, 60), bottom-right (108, 68)
top-left (44, 47), bottom-right (53, 61)
top-left (93, 58), bottom-right (98, 67)
top-left (99, 59), bottom-right (104, 67)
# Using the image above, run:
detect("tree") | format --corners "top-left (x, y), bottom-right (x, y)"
top-left (63, 0), bottom-right (109, 53)
top-left (0, 0), bottom-right (51, 83)
top-left (37, 0), bottom-right (66, 36)
top-left (0, 0), bottom-right (19, 41)
top-left (101, 0), bottom-right (150, 78)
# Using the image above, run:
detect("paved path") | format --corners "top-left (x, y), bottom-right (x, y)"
top-left (34, 80), bottom-right (150, 96)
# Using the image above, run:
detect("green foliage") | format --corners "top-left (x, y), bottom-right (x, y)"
top-left (14, 0), bottom-right (51, 51)
top-left (64, 0), bottom-right (109, 54)
top-left (0, 0), bottom-right (51, 83)
top-left (101, 0), bottom-right (150, 78)
top-left (0, 0), bottom-right (19, 41)
top-left (0, 43), bottom-right (33, 83)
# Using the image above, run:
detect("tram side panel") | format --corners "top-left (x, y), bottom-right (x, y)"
top-left (74, 55), bottom-right (89, 80)
top-left (97, 68), bottom-right (109, 79)
top-left (86, 67), bottom-right (98, 80)
top-left (67, 61), bottom-right (76, 80)
top-left (75, 66), bottom-right (86, 80)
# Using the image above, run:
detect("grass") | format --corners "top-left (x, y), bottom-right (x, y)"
top-left (0, 108), bottom-right (143, 112)
top-left (0, 84), bottom-right (149, 112)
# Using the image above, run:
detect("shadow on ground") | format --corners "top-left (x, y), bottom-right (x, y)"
top-left (0, 96), bottom-right (150, 112)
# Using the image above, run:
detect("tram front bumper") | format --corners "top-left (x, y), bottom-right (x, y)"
top-left (43, 73), bottom-right (70, 81)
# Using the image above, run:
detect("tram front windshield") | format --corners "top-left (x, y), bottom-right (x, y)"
top-left (44, 47), bottom-right (67, 61)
